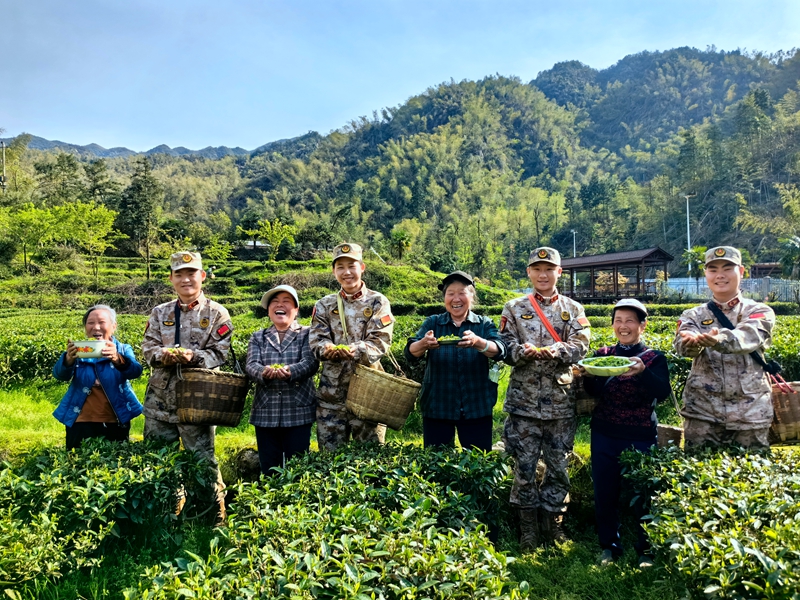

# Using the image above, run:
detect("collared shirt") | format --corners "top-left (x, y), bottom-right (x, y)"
top-left (404, 311), bottom-right (506, 420)
top-left (674, 293), bottom-right (775, 429)
top-left (245, 321), bottom-right (319, 428)
top-left (501, 291), bottom-right (590, 420)
top-left (308, 286), bottom-right (394, 408)
top-left (141, 292), bottom-right (234, 423)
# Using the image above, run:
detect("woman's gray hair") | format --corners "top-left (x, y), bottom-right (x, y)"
top-left (441, 283), bottom-right (479, 306)
top-left (83, 304), bottom-right (117, 325)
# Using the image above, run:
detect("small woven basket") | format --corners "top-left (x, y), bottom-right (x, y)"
top-left (769, 381), bottom-right (800, 444)
top-left (346, 354), bottom-right (421, 431)
top-left (176, 368), bottom-right (250, 427)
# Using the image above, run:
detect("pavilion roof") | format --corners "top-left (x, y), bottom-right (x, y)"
top-left (561, 247), bottom-right (674, 269)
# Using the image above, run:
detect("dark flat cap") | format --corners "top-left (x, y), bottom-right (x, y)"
top-left (438, 271), bottom-right (474, 291)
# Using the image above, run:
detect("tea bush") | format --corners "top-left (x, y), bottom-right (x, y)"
top-left (622, 446), bottom-right (800, 599)
top-left (127, 443), bottom-right (525, 599)
top-left (0, 439), bottom-right (211, 589)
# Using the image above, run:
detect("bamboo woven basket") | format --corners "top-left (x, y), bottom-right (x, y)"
top-left (346, 355), bottom-right (421, 431)
top-left (769, 381), bottom-right (800, 444)
top-left (176, 367), bottom-right (250, 427)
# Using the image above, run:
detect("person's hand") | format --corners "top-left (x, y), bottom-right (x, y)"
top-left (459, 330), bottom-right (484, 349)
top-left (65, 340), bottom-right (78, 366)
top-left (617, 356), bottom-right (645, 378)
top-left (680, 328), bottom-right (720, 348)
top-left (175, 348), bottom-right (194, 364)
top-left (576, 364), bottom-right (593, 378)
top-left (161, 348), bottom-right (177, 365)
top-left (523, 343), bottom-right (557, 360)
top-left (275, 366), bottom-right (291, 380)
top-left (100, 341), bottom-right (120, 364)
top-left (420, 330), bottom-right (441, 350)
top-left (321, 344), bottom-right (354, 361)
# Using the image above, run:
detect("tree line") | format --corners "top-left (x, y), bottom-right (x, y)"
top-left (2, 46), bottom-right (800, 283)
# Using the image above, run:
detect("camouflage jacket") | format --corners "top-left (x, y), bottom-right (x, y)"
top-left (142, 293), bottom-right (234, 422)
top-left (674, 295), bottom-right (775, 430)
top-left (501, 292), bottom-right (590, 420)
top-left (308, 286), bottom-right (394, 409)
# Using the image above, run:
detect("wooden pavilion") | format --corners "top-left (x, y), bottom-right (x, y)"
top-left (560, 247), bottom-right (674, 302)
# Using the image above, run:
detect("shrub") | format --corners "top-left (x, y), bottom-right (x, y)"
top-left (127, 443), bottom-right (524, 600)
top-left (622, 446), bottom-right (800, 599)
top-left (0, 439), bottom-right (211, 589)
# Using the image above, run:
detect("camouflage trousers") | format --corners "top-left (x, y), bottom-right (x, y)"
top-left (143, 418), bottom-right (226, 504)
top-left (683, 418), bottom-right (770, 450)
top-left (316, 406), bottom-right (386, 453)
top-left (503, 414), bottom-right (577, 513)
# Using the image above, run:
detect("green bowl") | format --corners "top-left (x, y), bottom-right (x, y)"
top-left (436, 338), bottom-right (462, 346)
top-left (578, 358), bottom-right (635, 376)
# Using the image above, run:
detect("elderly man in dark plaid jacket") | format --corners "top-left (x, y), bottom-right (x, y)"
top-left (246, 285), bottom-right (319, 474)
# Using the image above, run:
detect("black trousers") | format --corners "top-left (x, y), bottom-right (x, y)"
top-left (254, 423), bottom-right (313, 475)
top-left (591, 428), bottom-right (655, 556)
top-left (422, 415), bottom-right (493, 451)
top-left (65, 421), bottom-right (130, 450)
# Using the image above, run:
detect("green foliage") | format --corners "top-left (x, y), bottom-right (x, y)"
top-left (0, 439), bottom-right (210, 589)
top-left (622, 447), bottom-right (800, 599)
top-left (127, 443), bottom-right (523, 600)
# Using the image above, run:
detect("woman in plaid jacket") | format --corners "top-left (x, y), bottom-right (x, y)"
top-left (246, 285), bottom-right (319, 474)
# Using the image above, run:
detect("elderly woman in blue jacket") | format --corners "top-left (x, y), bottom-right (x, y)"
top-left (53, 304), bottom-right (144, 450)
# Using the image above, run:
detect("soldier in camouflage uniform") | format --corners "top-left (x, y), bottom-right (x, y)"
top-left (142, 252), bottom-right (234, 520)
top-left (674, 246), bottom-right (776, 449)
top-left (308, 243), bottom-right (394, 452)
top-left (501, 247), bottom-right (590, 550)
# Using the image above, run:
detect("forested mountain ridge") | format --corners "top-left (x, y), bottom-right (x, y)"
top-left (2, 46), bottom-right (800, 284)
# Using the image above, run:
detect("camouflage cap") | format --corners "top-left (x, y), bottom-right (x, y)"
top-left (704, 246), bottom-right (742, 266)
top-left (170, 251), bottom-right (203, 271)
top-left (528, 247), bottom-right (561, 266)
top-left (332, 242), bottom-right (363, 264)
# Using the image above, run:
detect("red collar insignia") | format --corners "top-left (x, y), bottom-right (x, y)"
top-left (340, 288), bottom-right (364, 301)
top-left (178, 299), bottom-right (200, 312)
top-left (534, 292), bottom-right (559, 304)
top-left (714, 297), bottom-right (741, 310)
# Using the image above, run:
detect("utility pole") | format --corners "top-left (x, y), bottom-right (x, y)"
top-left (0, 141), bottom-right (6, 194)
top-left (684, 193), bottom-right (696, 277)
top-left (571, 229), bottom-right (577, 290)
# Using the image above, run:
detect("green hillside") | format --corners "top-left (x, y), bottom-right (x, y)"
top-left (3, 46), bottom-right (800, 284)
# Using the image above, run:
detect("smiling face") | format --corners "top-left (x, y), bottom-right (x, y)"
top-left (169, 267), bottom-right (206, 303)
top-left (704, 260), bottom-right (744, 303)
top-left (612, 308), bottom-right (646, 346)
top-left (527, 262), bottom-right (562, 296)
top-left (333, 258), bottom-right (366, 295)
top-left (443, 282), bottom-right (474, 322)
top-left (84, 309), bottom-right (117, 341)
top-left (268, 292), bottom-right (299, 330)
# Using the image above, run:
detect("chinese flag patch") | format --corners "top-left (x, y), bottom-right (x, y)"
top-left (676, 320), bottom-right (682, 332)
top-left (312, 306), bottom-right (317, 319)
top-left (750, 313), bottom-right (766, 319)
top-left (216, 324), bottom-right (231, 337)
top-left (500, 316), bottom-right (507, 333)
top-left (379, 315), bottom-right (392, 327)
top-left (577, 316), bottom-right (591, 328)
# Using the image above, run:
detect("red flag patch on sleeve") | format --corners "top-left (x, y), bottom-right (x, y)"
top-left (216, 324), bottom-right (231, 337)
top-left (750, 313), bottom-right (766, 319)
top-left (676, 320), bottom-right (681, 332)
top-left (379, 314), bottom-right (392, 327)
top-left (500, 316), bottom-right (508, 333)
top-left (577, 316), bottom-right (591, 328)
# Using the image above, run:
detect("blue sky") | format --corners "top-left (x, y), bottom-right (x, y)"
top-left (2, 0), bottom-right (799, 151)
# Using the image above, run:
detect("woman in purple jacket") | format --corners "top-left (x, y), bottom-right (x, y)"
top-left (581, 299), bottom-right (671, 568)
